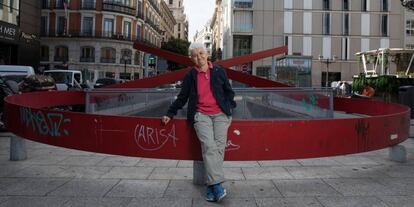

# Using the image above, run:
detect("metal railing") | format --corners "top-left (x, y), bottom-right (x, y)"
top-left (86, 88), bottom-right (334, 120)
top-left (80, 57), bottom-right (95, 62)
top-left (81, 0), bottom-right (96, 9)
top-left (103, 1), bottom-right (135, 16)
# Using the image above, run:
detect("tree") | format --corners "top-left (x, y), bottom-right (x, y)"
top-left (161, 38), bottom-right (190, 71)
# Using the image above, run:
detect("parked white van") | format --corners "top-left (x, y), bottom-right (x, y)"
top-left (44, 70), bottom-right (83, 91)
top-left (0, 65), bottom-right (35, 83)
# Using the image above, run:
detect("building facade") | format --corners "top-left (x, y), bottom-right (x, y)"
top-left (0, 0), bottom-right (41, 69)
top-left (160, 0), bottom-right (176, 43)
top-left (164, 0), bottom-right (188, 41)
top-left (193, 20), bottom-right (213, 57)
top-left (217, 0), bottom-right (404, 87)
top-left (210, 0), bottom-right (223, 61)
top-left (40, 0), bottom-right (171, 81)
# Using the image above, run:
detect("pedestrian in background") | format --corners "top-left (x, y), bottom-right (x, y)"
top-left (161, 42), bottom-right (236, 202)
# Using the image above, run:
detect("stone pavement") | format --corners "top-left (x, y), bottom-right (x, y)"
top-left (0, 122), bottom-right (414, 207)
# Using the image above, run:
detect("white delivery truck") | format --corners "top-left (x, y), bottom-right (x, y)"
top-left (44, 70), bottom-right (83, 91)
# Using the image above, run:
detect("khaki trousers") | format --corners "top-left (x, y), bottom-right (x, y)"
top-left (193, 112), bottom-right (231, 185)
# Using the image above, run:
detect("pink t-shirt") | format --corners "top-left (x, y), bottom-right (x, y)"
top-left (195, 62), bottom-right (222, 115)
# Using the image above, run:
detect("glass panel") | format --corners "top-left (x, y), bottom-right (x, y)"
top-left (85, 88), bottom-right (334, 120)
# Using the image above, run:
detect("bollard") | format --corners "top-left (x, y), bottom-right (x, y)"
top-left (193, 161), bottom-right (206, 185)
top-left (10, 135), bottom-right (27, 161)
top-left (389, 145), bottom-right (407, 163)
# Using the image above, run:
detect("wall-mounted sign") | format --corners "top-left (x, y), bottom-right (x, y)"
top-left (0, 21), bottom-right (19, 42)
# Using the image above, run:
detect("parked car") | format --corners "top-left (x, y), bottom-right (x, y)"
top-left (94, 78), bottom-right (124, 88)
top-left (0, 65), bottom-right (35, 83)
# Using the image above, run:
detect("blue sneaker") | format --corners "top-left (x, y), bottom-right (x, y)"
top-left (213, 183), bottom-right (227, 202)
top-left (205, 185), bottom-right (215, 202)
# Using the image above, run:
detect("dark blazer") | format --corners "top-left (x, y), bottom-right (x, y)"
top-left (166, 64), bottom-right (236, 124)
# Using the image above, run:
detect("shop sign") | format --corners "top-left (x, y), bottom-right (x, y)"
top-left (0, 22), bottom-right (19, 42)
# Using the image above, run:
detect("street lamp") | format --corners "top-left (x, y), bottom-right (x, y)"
top-left (122, 55), bottom-right (130, 79)
top-left (318, 55), bottom-right (337, 87)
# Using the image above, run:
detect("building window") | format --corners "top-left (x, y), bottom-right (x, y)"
top-left (234, 11), bottom-right (253, 33)
top-left (54, 46), bottom-right (68, 62)
top-left (234, 0), bottom-right (253, 8)
top-left (137, 0), bottom-right (142, 17)
top-left (361, 0), bottom-right (367, 11)
top-left (169, 0), bottom-right (173, 4)
top-left (57, 16), bottom-right (66, 36)
top-left (136, 24), bottom-right (142, 40)
top-left (178, 23), bottom-right (181, 31)
top-left (134, 51), bottom-right (141, 65)
top-left (381, 14), bottom-right (388, 36)
top-left (123, 21), bottom-right (131, 40)
top-left (100, 47), bottom-right (116, 63)
top-left (406, 44), bottom-right (414, 49)
top-left (233, 35), bottom-right (251, 57)
top-left (40, 46), bottom-right (49, 61)
top-left (342, 13), bottom-right (349, 35)
top-left (80, 46), bottom-right (95, 62)
top-left (41, 16), bottom-right (48, 36)
top-left (341, 38), bottom-right (349, 60)
top-left (343, 0), bottom-right (349, 11)
top-left (322, 13), bottom-right (331, 35)
top-left (120, 49), bottom-right (132, 64)
top-left (323, 0), bottom-right (330, 10)
top-left (381, 0), bottom-right (388, 12)
top-left (406, 20), bottom-right (414, 36)
top-left (56, 0), bottom-right (64, 9)
top-left (103, 18), bottom-right (114, 37)
top-left (82, 16), bottom-right (93, 36)
top-left (178, 0), bottom-right (181, 7)
top-left (42, 0), bottom-right (49, 9)
top-left (82, 0), bottom-right (96, 9)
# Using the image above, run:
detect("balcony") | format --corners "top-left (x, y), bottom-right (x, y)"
top-left (101, 58), bottom-right (116, 63)
top-left (103, 1), bottom-right (135, 16)
top-left (145, 19), bottom-right (163, 34)
top-left (147, 0), bottom-right (161, 14)
top-left (80, 57), bottom-right (95, 62)
top-left (81, 1), bottom-right (96, 9)
top-left (54, 56), bottom-right (69, 62)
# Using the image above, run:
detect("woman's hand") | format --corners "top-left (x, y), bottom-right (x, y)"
top-left (161, 116), bottom-right (171, 125)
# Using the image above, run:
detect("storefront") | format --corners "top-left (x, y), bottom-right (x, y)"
top-left (0, 0), bottom-right (41, 71)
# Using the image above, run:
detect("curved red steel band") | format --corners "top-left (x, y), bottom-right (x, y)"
top-left (4, 91), bottom-right (410, 160)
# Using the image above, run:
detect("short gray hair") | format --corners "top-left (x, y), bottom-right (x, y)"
top-left (188, 42), bottom-right (207, 55)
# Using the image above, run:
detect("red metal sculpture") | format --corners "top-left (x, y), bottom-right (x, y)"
top-left (4, 42), bottom-right (410, 160)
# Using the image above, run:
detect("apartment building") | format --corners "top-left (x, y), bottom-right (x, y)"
top-left (164, 0), bottom-right (188, 40)
top-left (215, 0), bottom-right (404, 87)
top-left (193, 20), bottom-right (213, 57)
top-left (40, 0), bottom-right (174, 80)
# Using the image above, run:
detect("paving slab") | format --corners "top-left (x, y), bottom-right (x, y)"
top-left (21, 155), bottom-right (69, 165)
top-left (223, 161), bottom-right (260, 168)
top-left (373, 177), bottom-right (414, 194)
top-left (62, 197), bottom-right (133, 207)
top-left (126, 198), bottom-right (192, 207)
top-left (48, 178), bottom-right (119, 197)
top-left (9, 165), bottom-right (69, 178)
top-left (242, 167), bottom-right (293, 180)
top-left (137, 158), bottom-right (178, 167)
top-left (331, 165), bottom-right (389, 178)
top-left (381, 165), bottom-right (414, 178)
top-left (106, 180), bottom-right (169, 198)
top-left (0, 196), bottom-right (69, 207)
top-left (148, 167), bottom-right (192, 180)
top-left (54, 166), bottom-right (112, 179)
top-left (59, 156), bottom-right (106, 166)
top-left (97, 156), bottom-right (141, 167)
top-left (379, 196), bottom-right (414, 207)
top-left (0, 178), bottom-right (22, 194)
top-left (0, 178), bottom-right (69, 196)
top-left (316, 196), bottom-right (388, 207)
top-left (273, 179), bottom-right (341, 197)
top-left (332, 156), bottom-right (379, 166)
top-left (224, 167), bottom-right (245, 180)
top-left (177, 160), bottom-right (193, 168)
top-left (297, 158), bottom-right (342, 166)
top-left (0, 197), bottom-right (8, 204)
top-left (101, 166), bottom-right (153, 179)
top-left (323, 178), bottom-right (395, 196)
top-left (192, 198), bottom-right (257, 207)
top-left (163, 180), bottom-right (204, 198)
top-left (286, 166), bottom-right (340, 179)
top-left (256, 197), bottom-right (323, 207)
top-left (223, 180), bottom-right (282, 198)
top-left (258, 160), bottom-right (301, 167)
top-left (0, 164), bottom-right (29, 177)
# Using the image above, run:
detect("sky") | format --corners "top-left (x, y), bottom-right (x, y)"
top-left (183, 0), bottom-right (215, 42)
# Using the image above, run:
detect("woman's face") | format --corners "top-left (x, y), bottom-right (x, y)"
top-left (190, 48), bottom-right (208, 68)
